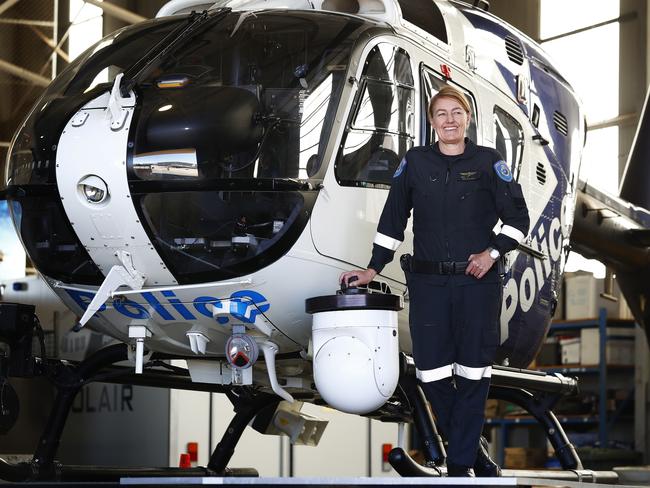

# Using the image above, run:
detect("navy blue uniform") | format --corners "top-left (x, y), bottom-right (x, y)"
top-left (368, 139), bottom-right (529, 468)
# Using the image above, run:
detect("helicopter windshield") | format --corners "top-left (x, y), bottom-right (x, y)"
top-left (130, 11), bottom-right (364, 182)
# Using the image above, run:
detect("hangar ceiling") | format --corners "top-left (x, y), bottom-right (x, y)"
top-left (0, 0), bottom-right (62, 166)
top-left (0, 0), bottom-right (165, 167)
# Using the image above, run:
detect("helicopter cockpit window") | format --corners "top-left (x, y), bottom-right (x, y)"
top-left (62, 19), bottom-right (186, 97)
top-left (397, 0), bottom-right (448, 43)
top-left (336, 44), bottom-right (415, 188)
top-left (421, 68), bottom-right (478, 146)
top-left (130, 12), bottom-right (363, 183)
top-left (494, 106), bottom-right (524, 180)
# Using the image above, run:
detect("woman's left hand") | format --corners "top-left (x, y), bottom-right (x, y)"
top-left (466, 250), bottom-right (496, 279)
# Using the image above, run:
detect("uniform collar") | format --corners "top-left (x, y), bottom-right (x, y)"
top-left (432, 137), bottom-right (478, 160)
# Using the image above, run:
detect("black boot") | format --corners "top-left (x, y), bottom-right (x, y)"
top-left (447, 462), bottom-right (475, 477)
top-left (473, 436), bottom-right (501, 477)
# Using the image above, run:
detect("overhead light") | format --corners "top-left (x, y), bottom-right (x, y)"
top-left (156, 76), bottom-right (189, 89)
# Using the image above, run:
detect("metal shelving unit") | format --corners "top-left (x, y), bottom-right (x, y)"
top-left (487, 308), bottom-right (636, 466)
top-left (547, 308), bottom-right (635, 447)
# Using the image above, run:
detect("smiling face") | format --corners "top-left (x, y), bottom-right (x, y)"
top-left (430, 96), bottom-right (471, 146)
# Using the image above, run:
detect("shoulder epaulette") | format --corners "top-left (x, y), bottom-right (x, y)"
top-left (475, 145), bottom-right (500, 158)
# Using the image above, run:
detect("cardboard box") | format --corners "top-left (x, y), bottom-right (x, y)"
top-left (564, 273), bottom-right (631, 320)
top-left (580, 328), bottom-right (635, 365)
top-left (485, 399), bottom-right (500, 418)
top-left (504, 447), bottom-right (547, 469)
top-left (560, 337), bottom-right (580, 364)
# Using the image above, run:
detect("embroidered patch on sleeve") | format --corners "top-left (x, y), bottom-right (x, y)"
top-left (393, 158), bottom-right (407, 178)
top-left (493, 160), bottom-right (513, 182)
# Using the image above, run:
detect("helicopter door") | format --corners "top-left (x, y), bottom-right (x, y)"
top-left (310, 41), bottom-right (416, 284)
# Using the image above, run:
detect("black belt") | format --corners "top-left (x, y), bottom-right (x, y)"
top-left (400, 254), bottom-right (468, 275)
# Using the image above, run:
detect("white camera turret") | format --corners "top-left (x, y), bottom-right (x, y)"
top-left (306, 283), bottom-right (402, 414)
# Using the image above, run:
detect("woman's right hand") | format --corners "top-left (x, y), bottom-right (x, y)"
top-left (339, 268), bottom-right (377, 287)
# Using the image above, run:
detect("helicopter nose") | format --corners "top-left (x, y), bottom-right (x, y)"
top-left (55, 89), bottom-right (177, 287)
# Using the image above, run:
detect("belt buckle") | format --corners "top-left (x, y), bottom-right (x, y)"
top-left (441, 262), bottom-right (453, 274)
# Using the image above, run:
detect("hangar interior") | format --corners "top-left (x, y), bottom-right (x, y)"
top-left (1, 0), bottom-right (650, 483)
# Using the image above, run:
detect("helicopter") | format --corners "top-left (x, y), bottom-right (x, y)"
top-left (1, 0), bottom-right (648, 482)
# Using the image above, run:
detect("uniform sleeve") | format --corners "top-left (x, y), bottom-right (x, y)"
top-left (367, 156), bottom-right (413, 273)
top-left (491, 159), bottom-right (530, 254)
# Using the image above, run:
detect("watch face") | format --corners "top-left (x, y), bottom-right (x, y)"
top-left (490, 249), bottom-right (500, 259)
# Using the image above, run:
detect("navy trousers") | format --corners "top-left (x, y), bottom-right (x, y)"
top-left (407, 271), bottom-right (502, 468)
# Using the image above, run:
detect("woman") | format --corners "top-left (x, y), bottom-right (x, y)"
top-left (340, 85), bottom-right (529, 477)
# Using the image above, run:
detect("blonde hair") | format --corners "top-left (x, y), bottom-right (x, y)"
top-left (428, 85), bottom-right (472, 121)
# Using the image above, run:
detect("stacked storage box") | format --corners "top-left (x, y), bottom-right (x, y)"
top-left (580, 327), bottom-right (635, 366)
top-left (559, 272), bottom-right (634, 366)
top-left (564, 272), bottom-right (632, 321)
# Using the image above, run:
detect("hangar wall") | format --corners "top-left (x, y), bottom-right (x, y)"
top-left (490, 0), bottom-right (540, 41)
top-left (619, 0), bottom-right (646, 183)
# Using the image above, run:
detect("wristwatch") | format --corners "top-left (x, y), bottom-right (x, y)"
top-left (488, 247), bottom-right (500, 260)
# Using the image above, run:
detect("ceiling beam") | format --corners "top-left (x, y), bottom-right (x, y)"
top-left (0, 18), bottom-right (54, 27)
top-left (0, 58), bottom-right (50, 86)
top-left (0, 0), bottom-right (20, 17)
top-left (84, 0), bottom-right (147, 24)
top-left (29, 26), bottom-right (70, 63)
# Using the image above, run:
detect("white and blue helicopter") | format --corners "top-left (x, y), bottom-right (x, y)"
top-left (1, 0), bottom-right (649, 482)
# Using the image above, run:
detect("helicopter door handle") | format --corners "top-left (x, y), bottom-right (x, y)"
top-left (532, 133), bottom-right (549, 146)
